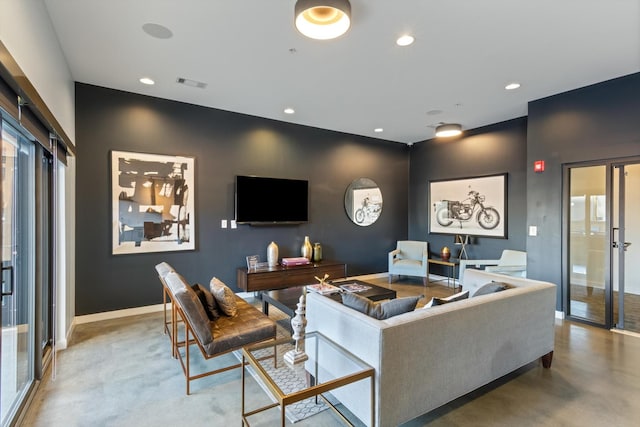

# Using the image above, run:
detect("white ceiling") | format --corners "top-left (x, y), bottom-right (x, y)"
top-left (43, 0), bottom-right (640, 144)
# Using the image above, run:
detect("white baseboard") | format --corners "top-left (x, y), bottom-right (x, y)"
top-left (55, 320), bottom-right (76, 350)
top-left (56, 338), bottom-right (68, 350)
top-left (611, 328), bottom-right (640, 338)
top-left (555, 311), bottom-right (565, 319)
top-left (74, 303), bottom-right (166, 325)
top-left (348, 272), bottom-right (388, 281)
top-left (236, 291), bottom-right (254, 299)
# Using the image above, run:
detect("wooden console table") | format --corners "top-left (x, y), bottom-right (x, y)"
top-left (237, 260), bottom-right (347, 292)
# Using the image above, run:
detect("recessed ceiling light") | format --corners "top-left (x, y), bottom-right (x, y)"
top-left (284, 108), bottom-right (295, 114)
top-left (294, 0), bottom-right (352, 40)
top-left (396, 35), bottom-right (415, 46)
top-left (374, 128), bottom-right (383, 133)
top-left (139, 77), bottom-right (155, 85)
top-left (505, 82), bottom-right (521, 90)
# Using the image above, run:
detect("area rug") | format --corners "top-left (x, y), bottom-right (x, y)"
top-left (235, 343), bottom-right (330, 423)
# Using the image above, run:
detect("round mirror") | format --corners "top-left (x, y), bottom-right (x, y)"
top-left (344, 178), bottom-right (383, 226)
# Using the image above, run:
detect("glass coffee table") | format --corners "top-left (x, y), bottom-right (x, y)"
top-left (241, 331), bottom-right (374, 426)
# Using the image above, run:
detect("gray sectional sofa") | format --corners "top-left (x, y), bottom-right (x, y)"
top-left (306, 269), bottom-right (556, 427)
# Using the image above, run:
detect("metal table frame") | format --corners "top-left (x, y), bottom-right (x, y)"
top-left (241, 331), bottom-right (375, 426)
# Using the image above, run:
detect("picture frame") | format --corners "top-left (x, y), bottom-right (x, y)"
top-left (429, 173), bottom-right (507, 238)
top-left (111, 150), bottom-right (195, 255)
top-left (246, 255), bottom-right (260, 270)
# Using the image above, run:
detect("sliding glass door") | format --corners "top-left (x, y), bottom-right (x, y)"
top-left (1, 121), bottom-right (35, 426)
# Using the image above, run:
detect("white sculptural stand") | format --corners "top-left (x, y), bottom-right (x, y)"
top-left (284, 293), bottom-right (308, 364)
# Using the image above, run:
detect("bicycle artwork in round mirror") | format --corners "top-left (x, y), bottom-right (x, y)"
top-left (344, 178), bottom-right (383, 226)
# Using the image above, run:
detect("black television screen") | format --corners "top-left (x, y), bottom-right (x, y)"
top-left (235, 175), bottom-right (308, 224)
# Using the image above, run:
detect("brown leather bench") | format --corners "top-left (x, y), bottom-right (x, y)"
top-left (156, 264), bottom-right (277, 394)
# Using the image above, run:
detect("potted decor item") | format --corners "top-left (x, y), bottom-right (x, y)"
top-left (313, 242), bottom-right (323, 262)
top-left (301, 236), bottom-right (313, 260)
top-left (267, 241), bottom-right (278, 267)
top-left (441, 246), bottom-right (451, 261)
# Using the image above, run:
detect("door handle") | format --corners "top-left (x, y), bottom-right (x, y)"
top-left (2, 265), bottom-right (14, 297)
top-left (614, 242), bottom-right (632, 251)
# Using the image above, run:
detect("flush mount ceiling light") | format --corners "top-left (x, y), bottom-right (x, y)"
top-left (435, 123), bottom-right (463, 138)
top-left (139, 77), bottom-right (155, 85)
top-left (295, 0), bottom-right (351, 40)
top-left (505, 82), bottom-right (521, 90)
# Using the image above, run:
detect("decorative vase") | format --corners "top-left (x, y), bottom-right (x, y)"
top-left (313, 242), bottom-right (323, 262)
top-left (441, 246), bottom-right (451, 261)
top-left (301, 236), bottom-right (313, 260)
top-left (267, 241), bottom-right (278, 267)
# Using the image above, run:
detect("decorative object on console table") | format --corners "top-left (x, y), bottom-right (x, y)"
top-left (281, 257), bottom-right (311, 266)
top-left (246, 255), bottom-right (259, 270)
top-left (267, 241), bottom-right (279, 266)
top-left (301, 236), bottom-right (313, 260)
top-left (454, 234), bottom-right (469, 259)
top-left (441, 246), bottom-right (451, 261)
top-left (313, 242), bottom-right (322, 262)
top-left (284, 289), bottom-right (308, 365)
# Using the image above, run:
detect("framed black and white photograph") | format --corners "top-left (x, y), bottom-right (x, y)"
top-left (111, 150), bottom-right (195, 255)
top-left (429, 173), bottom-right (507, 238)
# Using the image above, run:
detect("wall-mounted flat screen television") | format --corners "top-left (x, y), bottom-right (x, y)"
top-left (235, 175), bottom-right (308, 224)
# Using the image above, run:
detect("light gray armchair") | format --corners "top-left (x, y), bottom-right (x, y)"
top-left (388, 240), bottom-right (429, 284)
top-left (459, 249), bottom-right (527, 284)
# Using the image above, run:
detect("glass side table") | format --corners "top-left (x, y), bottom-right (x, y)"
top-left (241, 331), bottom-right (374, 426)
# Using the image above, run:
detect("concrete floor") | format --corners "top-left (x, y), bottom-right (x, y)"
top-left (21, 277), bottom-right (640, 426)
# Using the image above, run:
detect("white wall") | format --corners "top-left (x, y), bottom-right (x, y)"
top-left (63, 156), bottom-right (76, 345)
top-left (0, 0), bottom-right (76, 347)
top-left (54, 157), bottom-right (75, 349)
top-left (0, 0), bottom-right (75, 144)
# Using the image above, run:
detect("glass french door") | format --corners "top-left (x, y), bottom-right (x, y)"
top-left (1, 120), bottom-right (35, 426)
top-left (568, 165), bottom-right (608, 325)
top-left (567, 161), bottom-right (640, 332)
top-left (612, 163), bottom-right (639, 333)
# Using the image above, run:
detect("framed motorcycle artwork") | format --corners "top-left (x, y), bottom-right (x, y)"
top-left (429, 173), bottom-right (507, 238)
top-left (344, 177), bottom-right (383, 227)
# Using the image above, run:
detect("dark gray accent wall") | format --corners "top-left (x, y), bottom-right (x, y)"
top-left (75, 83), bottom-right (409, 315)
top-left (526, 72), bottom-right (640, 309)
top-left (408, 118), bottom-right (528, 275)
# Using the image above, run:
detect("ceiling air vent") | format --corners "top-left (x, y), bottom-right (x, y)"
top-left (176, 77), bottom-right (207, 89)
